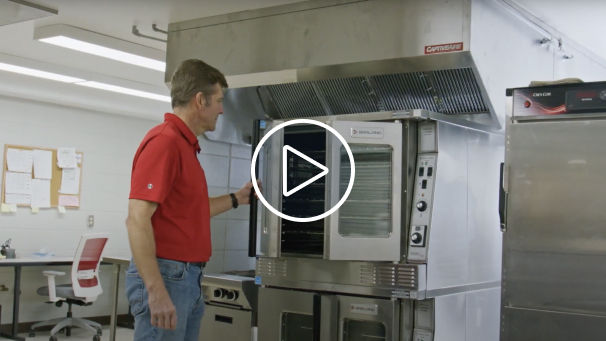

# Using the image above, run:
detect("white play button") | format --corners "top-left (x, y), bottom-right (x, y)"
top-left (282, 145), bottom-right (329, 197)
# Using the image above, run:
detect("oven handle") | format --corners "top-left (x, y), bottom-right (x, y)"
top-left (248, 120), bottom-right (262, 257)
top-left (313, 294), bottom-right (321, 341)
top-left (499, 162), bottom-right (508, 232)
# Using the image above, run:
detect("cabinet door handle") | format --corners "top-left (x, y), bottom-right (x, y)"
top-left (313, 294), bottom-right (321, 341)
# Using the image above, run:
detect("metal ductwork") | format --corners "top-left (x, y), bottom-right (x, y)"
top-left (166, 0), bottom-right (500, 143)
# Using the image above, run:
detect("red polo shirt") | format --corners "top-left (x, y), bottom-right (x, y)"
top-left (129, 113), bottom-right (211, 262)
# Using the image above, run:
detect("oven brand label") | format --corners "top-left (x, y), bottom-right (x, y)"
top-left (532, 92), bottom-right (552, 97)
top-left (424, 42), bottom-right (464, 54)
top-left (350, 303), bottom-right (379, 316)
top-left (351, 127), bottom-right (384, 139)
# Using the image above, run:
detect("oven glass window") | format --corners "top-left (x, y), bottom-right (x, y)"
top-left (343, 318), bottom-right (387, 341)
top-left (281, 312), bottom-right (313, 341)
top-left (339, 144), bottom-right (393, 237)
top-left (281, 125), bottom-right (326, 256)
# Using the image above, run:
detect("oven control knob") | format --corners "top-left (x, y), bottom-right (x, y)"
top-left (411, 233), bottom-right (423, 244)
top-left (225, 290), bottom-right (236, 300)
top-left (600, 89), bottom-right (606, 101)
top-left (213, 289), bottom-right (222, 298)
top-left (416, 201), bottom-right (427, 212)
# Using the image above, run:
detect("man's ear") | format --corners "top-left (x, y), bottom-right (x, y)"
top-left (194, 91), bottom-right (205, 108)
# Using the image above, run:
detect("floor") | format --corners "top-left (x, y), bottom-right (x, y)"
top-left (0, 326), bottom-right (133, 341)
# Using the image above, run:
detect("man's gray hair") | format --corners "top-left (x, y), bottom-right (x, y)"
top-left (170, 59), bottom-right (228, 108)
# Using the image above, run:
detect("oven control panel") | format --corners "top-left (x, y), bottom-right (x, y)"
top-left (200, 275), bottom-right (257, 310)
top-left (203, 285), bottom-right (244, 305)
top-left (407, 154), bottom-right (437, 262)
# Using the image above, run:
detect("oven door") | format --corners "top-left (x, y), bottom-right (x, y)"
top-left (325, 121), bottom-right (403, 261)
top-left (258, 287), bottom-right (338, 341)
top-left (338, 295), bottom-right (400, 341)
top-left (257, 120), bottom-right (284, 258)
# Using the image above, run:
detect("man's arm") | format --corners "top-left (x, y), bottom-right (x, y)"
top-left (125, 199), bottom-right (177, 330)
top-left (209, 180), bottom-right (258, 217)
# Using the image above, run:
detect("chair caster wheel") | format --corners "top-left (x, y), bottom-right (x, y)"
top-left (29, 332), bottom-right (36, 337)
top-left (49, 336), bottom-right (58, 341)
top-left (93, 335), bottom-right (101, 341)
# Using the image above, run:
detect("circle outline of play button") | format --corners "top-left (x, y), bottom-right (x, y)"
top-left (251, 119), bottom-right (355, 223)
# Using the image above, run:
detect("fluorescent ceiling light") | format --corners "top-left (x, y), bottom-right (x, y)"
top-left (77, 81), bottom-right (170, 102)
top-left (0, 62), bottom-right (84, 83)
top-left (0, 61), bottom-right (169, 102)
top-left (35, 24), bottom-right (165, 72)
top-left (39, 36), bottom-right (165, 71)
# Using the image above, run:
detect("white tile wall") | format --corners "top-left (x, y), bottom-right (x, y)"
top-left (225, 219), bottom-right (249, 251)
top-left (210, 218), bottom-right (227, 251)
top-left (224, 250), bottom-right (256, 271)
top-left (229, 158), bottom-right (252, 189)
top-left (230, 144), bottom-right (252, 159)
top-left (198, 154), bottom-right (230, 188)
top-left (197, 137), bottom-right (256, 274)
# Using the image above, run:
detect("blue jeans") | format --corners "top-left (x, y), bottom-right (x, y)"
top-left (125, 258), bottom-right (205, 341)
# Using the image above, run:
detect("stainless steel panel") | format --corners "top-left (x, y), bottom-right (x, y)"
top-left (504, 119), bottom-right (606, 315)
top-left (201, 274), bottom-right (257, 310)
top-left (433, 288), bottom-right (500, 341)
top-left (425, 121), bottom-right (503, 291)
top-left (501, 306), bottom-right (606, 341)
top-left (256, 258), bottom-right (423, 298)
top-left (465, 127), bottom-right (503, 285)
top-left (258, 120), bottom-right (283, 258)
top-left (326, 121), bottom-right (403, 261)
top-left (167, 0), bottom-right (470, 79)
top-left (199, 305), bottom-right (252, 341)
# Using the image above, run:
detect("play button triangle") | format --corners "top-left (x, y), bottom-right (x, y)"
top-left (282, 145), bottom-right (329, 197)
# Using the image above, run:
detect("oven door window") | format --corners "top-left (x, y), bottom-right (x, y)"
top-left (338, 144), bottom-right (393, 237)
top-left (281, 312), bottom-right (313, 341)
top-left (342, 318), bottom-right (387, 341)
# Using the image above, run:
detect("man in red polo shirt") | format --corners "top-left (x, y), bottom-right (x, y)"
top-left (125, 59), bottom-right (255, 341)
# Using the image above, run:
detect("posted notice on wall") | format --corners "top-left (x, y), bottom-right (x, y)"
top-left (57, 147), bottom-right (77, 168)
top-left (31, 179), bottom-right (51, 208)
top-left (59, 167), bottom-right (80, 195)
top-left (6, 148), bottom-right (33, 173)
top-left (33, 149), bottom-right (53, 179)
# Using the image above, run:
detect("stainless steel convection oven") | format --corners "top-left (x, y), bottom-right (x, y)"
top-left (249, 110), bottom-right (503, 341)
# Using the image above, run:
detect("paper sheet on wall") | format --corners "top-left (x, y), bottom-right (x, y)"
top-left (58, 195), bottom-right (80, 207)
top-left (5, 193), bottom-right (31, 205)
top-left (6, 148), bottom-right (33, 173)
top-left (33, 149), bottom-right (53, 179)
top-left (59, 167), bottom-right (80, 194)
top-left (57, 147), bottom-right (77, 168)
top-left (31, 179), bottom-right (51, 208)
top-left (5, 171), bottom-right (32, 194)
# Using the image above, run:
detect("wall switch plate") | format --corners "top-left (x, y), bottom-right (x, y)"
top-left (88, 215), bottom-right (94, 228)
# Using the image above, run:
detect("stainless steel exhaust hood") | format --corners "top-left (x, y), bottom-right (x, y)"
top-left (166, 0), bottom-right (500, 143)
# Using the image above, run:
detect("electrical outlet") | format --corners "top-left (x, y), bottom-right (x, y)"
top-left (88, 215), bottom-right (94, 228)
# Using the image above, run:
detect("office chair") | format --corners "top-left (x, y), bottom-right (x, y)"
top-left (29, 233), bottom-right (109, 341)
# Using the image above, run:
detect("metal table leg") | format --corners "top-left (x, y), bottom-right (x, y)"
top-left (109, 263), bottom-right (121, 341)
top-left (0, 265), bottom-right (25, 341)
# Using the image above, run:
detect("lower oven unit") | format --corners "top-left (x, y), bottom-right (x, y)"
top-left (258, 286), bottom-right (411, 341)
top-left (257, 286), bottom-right (500, 341)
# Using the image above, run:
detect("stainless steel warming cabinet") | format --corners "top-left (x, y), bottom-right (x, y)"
top-left (500, 81), bottom-right (606, 341)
